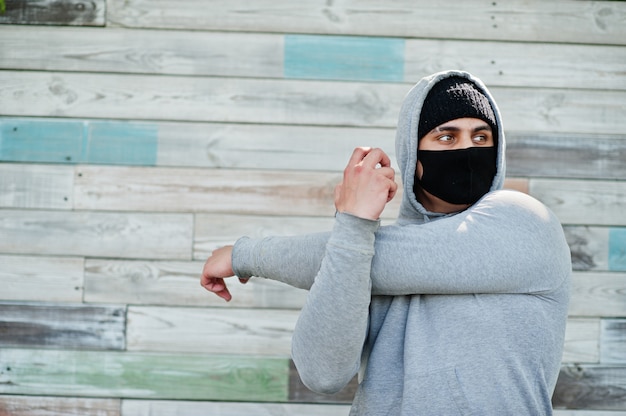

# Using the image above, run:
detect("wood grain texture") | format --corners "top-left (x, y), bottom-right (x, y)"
top-left (0, 209), bottom-right (193, 259)
top-left (601, 319), bottom-right (626, 364)
top-left (122, 400), bottom-right (351, 416)
top-left (0, 303), bottom-right (125, 350)
top-left (0, 395), bottom-right (120, 416)
top-left (289, 361), bottom-right (356, 404)
top-left (552, 365), bottom-right (626, 410)
top-left (2, 26), bottom-right (625, 90)
top-left (0, 255), bottom-right (83, 303)
top-left (1, 71), bottom-right (624, 135)
top-left (563, 319), bottom-right (601, 364)
top-left (0, 164), bottom-right (73, 209)
top-left (0, 0), bottom-right (105, 26)
top-left (565, 227), bottom-right (610, 272)
top-left (570, 272), bottom-right (626, 317)
top-left (506, 133), bottom-right (626, 180)
top-left (194, 213), bottom-right (335, 260)
top-left (84, 259), bottom-right (308, 309)
top-left (106, 0), bottom-right (626, 46)
top-left (126, 306), bottom-right (297, 356)
top-left (0, 348), bottom-right (289, 402)
top-left (530, 179), bottom-right (626, 226)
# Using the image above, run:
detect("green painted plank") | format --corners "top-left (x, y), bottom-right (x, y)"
top-left (0, 349), bottom-right (289, 402)
top-left (284, 34), bottom-right (404, 82)
top-left (0, 0), bottom-right (105, 26)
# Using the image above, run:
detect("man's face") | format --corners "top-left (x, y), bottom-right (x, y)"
top-left (416, 117), bottom-right (494, 180)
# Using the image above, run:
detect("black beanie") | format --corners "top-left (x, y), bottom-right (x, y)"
top-left (417, 76), bottom-right (497, 141)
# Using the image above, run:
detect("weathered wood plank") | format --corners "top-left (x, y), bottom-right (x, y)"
top-left (554, 411), bottom-right (626, 416)
top-left (570, 272), bottom-right (626, 318)
top-left (73, 165), bottom-right (344, 217)
top-left (552, 365), bottom-right (626, 410)
top-left (126, 306), bottom-right (297, 356)
top-left (565, 227), bottom-right (611, 272)
top-left (0, 209), bottom-right (193, 259)
top-left (122, 400), bottom-right (350, 416)
top-left (194, 213), bottom-right (335, 260)
top-left (563, 319), bottom-right (601, 364)
top-left (1, 71), bottom-right (624, 135)
top-left (0, 395), bottom-right (120, 416)
top-left (0, 163), bottom-right (73, 209)
top-left (106, 0), bottom-right (626, 46)
top-left (0, 348), bottom-right (289, 402)
top-left (0, 0), bottom-right (105, 26)
top-left (2, 26), bottom-right (624, 90)
top-left (84, 259), bottom-right (308, 309)
top-left (530, 179), bottom-right (626, 226)
top-left (0, 255), bottom-right (83, 303)
top-left (0, 302), bottom-right (125, 350)
top-left (601, 319), bottom-right (626, 364)
top-left (506, 133), bottom-right (626, 180)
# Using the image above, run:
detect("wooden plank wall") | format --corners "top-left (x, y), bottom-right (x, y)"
top-left (1, 0), bottom-right (625, 413)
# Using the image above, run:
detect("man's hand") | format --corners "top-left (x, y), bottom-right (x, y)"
top-left (201, 245), bottom-right (236, 302)
top-left (334, 147), bottom-right (397, 220)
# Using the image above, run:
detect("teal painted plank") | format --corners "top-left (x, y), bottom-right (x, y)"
top-left (0, 348), bottom-right (289, 402)
top-left (609, 227), bottom-right (626, 271)
top-left (0, 118), bottom-right (83, 163)
top-left (0, 118), bottom-right (157, 166)
top-left (86, 121), bottom-right (157, 165)
top-left (284, 34), bottom-right (404, 82)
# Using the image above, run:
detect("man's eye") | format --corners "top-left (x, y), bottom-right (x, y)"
top-left (437, 135), bottom-right (454, 143)
top-left (473, 135), bottom-right (488, 143)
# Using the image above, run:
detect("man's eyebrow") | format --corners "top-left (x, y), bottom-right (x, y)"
top-left (432, 123), bottom-right (492, 133)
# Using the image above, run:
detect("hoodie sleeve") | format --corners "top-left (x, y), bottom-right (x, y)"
top-left (232, 190), bottom-right (571, 295)
top-left (290, 212), bottom-right (377, 394)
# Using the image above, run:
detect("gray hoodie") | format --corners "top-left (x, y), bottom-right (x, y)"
top-left (232, 70), bottom-right (571, 415)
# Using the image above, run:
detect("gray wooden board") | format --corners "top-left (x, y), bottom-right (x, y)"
top-left (565, 227), bottom-right (611, 272)
top-left (289, 360), bottom-right (357, 404)
top-left (84, 259), bottom-right (308, 309)
top-left (563, 319), bottom-right (601, 365)
top-left (1, 71), bottom-right (624, 135)
top-left (530, 179), bottom-right (626, 227)
top-left (106, 0), bottom-right (626, 46)
top-left (552, 365), bottom-right (626, 410)
top-left (570, 272), bottom-right (626, 318)
top-left (0, 395), bottom-right (120, 416)
top-left (0, 254), bottom-right (83, 303)
top-left (506, 133), bottom-right (626, 180)
top-left (126, 306), bottom-right (297, 356)
top-left (0, 0), bottom-right (105, 26)
top-left (0, 164), bottom-right (73, 209)
top-left (0, 302), bottom-right (125, 350)
top-left (0, 209), bottom-right (193, 259)
top-left (601, 319), bottom-right (626, 364)
top-left (1, 26), bottom-right (625, 91)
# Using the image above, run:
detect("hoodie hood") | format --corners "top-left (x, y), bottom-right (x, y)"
top-left (395, 70), bottom-right (506, 223)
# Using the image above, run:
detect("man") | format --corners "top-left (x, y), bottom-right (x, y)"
top-left (202, 70), bottom-right (571, 415)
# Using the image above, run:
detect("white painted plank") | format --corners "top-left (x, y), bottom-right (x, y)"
top-left (1, 71), bottom-right (624, 135)
top-left (107, 0), bottom-right (626, 46)
top-left (0, 26), bottom-right (283, 78)
top-left (122, 400), bottom-right (350, 416)
top-left (0, 164), bottom-right (73, 209)
top-left (570, 272), bottom-right (626, 317)
top-left (530, 179), bottom-right (626, 226)
top-left (563, 318), bottom-right (600, 364)
top-left (0, 255), bottom-right (83, 303)
top-left (157, 121), bottom-right (396, 171)
top-left (84, 259), bottom-right (307, 309)
top-left (193, 213), bottom-right (335, 260)
top-left (73, 165), bottom-right (344, 217)
top-left (2, 26), bottom-right (625, 91)
top-left (0, 209), bottom-right (193, 259)
top-left (126, 306), bottom-right (297, 356)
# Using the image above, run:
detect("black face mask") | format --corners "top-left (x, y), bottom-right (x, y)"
top-left (415, 147), bottom-right (497, 205)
